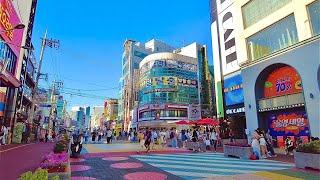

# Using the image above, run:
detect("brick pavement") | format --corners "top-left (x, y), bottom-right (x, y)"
top-left (0, 142), bottom-right (54, 180)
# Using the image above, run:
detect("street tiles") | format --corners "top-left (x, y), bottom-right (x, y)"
top-left (132, 153), bottom-right (295, 179)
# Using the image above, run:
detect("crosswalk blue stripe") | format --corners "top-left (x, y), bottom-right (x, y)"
top-left (133, 155), bottom-right (292, 167)
top-left (148, 163), bottom-right (256, 175)
top-left (134, 156), bottom-right (292, 167)
top-left (148, 153), bottom-right (279, 163)
top-left (136, 158), bottom-right (291, 171)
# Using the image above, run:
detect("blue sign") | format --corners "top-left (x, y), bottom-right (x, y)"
top-left (224, 74), bottom-right (244, 106)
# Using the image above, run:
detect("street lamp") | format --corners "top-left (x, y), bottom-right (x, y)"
top-left (0, 23), bottom-right (25, 33)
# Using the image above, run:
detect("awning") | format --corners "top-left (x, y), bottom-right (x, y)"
top-left (0, 69), bottom-right (21, 88)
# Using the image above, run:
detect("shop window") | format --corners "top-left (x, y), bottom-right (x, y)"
top-left (308, 0), bottom-right (320, 36)
top-left (242, 0), bottom-right (291, 28)
top-left (247, 14), bottom-right (298, 61)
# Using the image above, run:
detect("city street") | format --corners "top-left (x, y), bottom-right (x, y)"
top-left (0, 0), bottom-right (319, 179)
top-left (70, 142), bottom-right (319, 180)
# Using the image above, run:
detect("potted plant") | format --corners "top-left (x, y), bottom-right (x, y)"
top-left (294, 140), bottom-right (320, 170)
top-left (40, 152), bottom-right (71, 179)
top-left (223, 143), bottom-right (253, 159)
top-left (19, 168), bottom-right (60, 180)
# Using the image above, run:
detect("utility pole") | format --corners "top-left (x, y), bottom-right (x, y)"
top-left (28, 30), bottom-right (60, 125)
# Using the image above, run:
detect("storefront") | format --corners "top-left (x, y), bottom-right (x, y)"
top-left (223, 71), bottom-right (246, 139)
top-left (241, 38), bottom-right (319, 141)
top-left (255, 65), bottom-right (310, 147)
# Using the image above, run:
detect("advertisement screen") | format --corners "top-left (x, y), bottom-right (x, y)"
top-left (264, 66), bottom-right (302, 98)
top-left (268, 110), bottom-right (310, 136)
top-left (224, 74), bottom-right (244, 106)
top-left (0, 0), bottom-right (23, 56)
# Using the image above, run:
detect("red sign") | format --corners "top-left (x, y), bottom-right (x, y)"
top-left (269, 111), bottom-right (309, 136)
top-left (0, 0), bottom-right (23, 56)
top-left (264, 66), bottom-right (302, 98)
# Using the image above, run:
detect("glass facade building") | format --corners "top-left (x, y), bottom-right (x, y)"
top-left (308, 0), bottom-right (320, 36)
top-left (138, 53), bottom-right (199, 121)
top-left (242, 0), bottom-right (291, 28)
top-left (246, 15), bottom-right (298, 60)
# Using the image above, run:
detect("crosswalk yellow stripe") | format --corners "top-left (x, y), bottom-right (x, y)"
top-left (255, 171), bottom-right (302, 180)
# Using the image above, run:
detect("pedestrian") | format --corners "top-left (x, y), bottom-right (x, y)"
top-left (45, 131), bottom-right (48, 143)
top-left (229, 130), bottom-right (235, 143)
top-left (91, 131), bottom-right (96, 143)
top-left (210, 129), bottom-right (218, 152)
top-left (98, 130), bottom-right (102, 142)
top-left (257, 130), bottom-right (267, 159)
top-left (170, 129), bottom-right (178, 149)
top-left (204, 135), bottom-right (211, 151)
top-left (0, 121), bottom-right (5, 145)
top-left (285, 137), bottom-right (294, 155)
top-left (52, 132), bottom-right (56, 142)
top-left (144, 129), bottom-right (152, 153)
top-left (251, 131), bottom-right (261, 159)
top-left (106, 129), bottom-right (112, 144)
top-left (192, 129), bottom-right (199, 152)
top-left (84, 131), bottom-right (89, 143)
top-left (265, 130), bottom-right (276, 157)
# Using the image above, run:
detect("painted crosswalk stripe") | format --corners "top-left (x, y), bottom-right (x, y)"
top-left (135, 158), bottom-right (291, 171)
top-left (132, 153), bottom-right (293, 178)
top-left (147, 163), bottom-right (258, 174)
top-left (133, 155), bottom-right (293, 167)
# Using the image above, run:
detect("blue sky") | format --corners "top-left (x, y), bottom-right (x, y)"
top-left (32, 0), bottom-right (213, 109)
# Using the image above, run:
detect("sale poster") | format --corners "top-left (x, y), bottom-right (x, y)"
top-left (268, 110), bottom-right (310, 136)
top-left (264, 66), bottom-right (302, 98)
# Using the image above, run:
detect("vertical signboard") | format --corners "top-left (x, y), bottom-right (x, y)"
top-left (216, 0), bottom-right (240, 75)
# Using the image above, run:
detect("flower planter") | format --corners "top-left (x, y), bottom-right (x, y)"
top-left (294, 151), bottom-right (320, 170)
top-left (223, 145), bottom-right (253, 159)
top-left (47, 160), bottom-right (71, 180)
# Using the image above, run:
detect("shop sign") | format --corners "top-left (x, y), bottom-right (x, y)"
top-left (0, 0), bottom-right (23, 56)
top-left (188, 104), bottom-right (201, 119)
top-left (268, 111), bottom-right (310, 136)
top-left (143, 88), bottom-right (177, 94)
top-left (223, 73), bottom-right (244, 106)
top-left (264, 66), bottom-right (302, 98)
top-left (140, 76), bottom-right (197, 88)
top-left (152, 60), bottom-right (198, 72)
top-left (225, 107), bottom-right (245, 115)
top-left (167, 105), bottom-right (188, 109)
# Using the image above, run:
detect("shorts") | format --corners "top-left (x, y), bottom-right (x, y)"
top-left (140, 139), bottom-right (145, 146)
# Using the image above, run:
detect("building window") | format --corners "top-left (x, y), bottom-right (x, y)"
top-left (242, 0), bottom-right (291, 28)
top-left (308, 0), bottom-right (320, 36)
top-left (246, 14), bottom-right (298, 61)
top-left (0, 39), bottom-right (17, 74)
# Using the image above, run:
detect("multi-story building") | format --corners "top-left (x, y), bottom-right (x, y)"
top-left (178, 43), bottom-right (215, 118)
top-left (0, 0), bottom-right (38, 143)
top-left (90, 106), bottom-right (104, 130)
top-left (119, 39), bottom-right (174, 131)
top-left (138, 52), bottom-right (201, 127)
top-left (210, 0), bottom-right (319, 141)
top-left (104, 99), bottom-right (118, 120)
top-left (71, 106), bottom-right (86, 131)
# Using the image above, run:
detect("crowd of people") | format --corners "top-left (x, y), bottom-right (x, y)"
top-left (135, 127), bottom-right (222, 153)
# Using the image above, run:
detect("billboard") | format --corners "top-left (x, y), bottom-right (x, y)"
top-left (264, 66), bottom-right (302, 98)
top-left (0, 0), bottom-right (23, 56)
top-left (268, 110), bottom-right (310, 136)
top-left (223, 73), bottom-right (244, 106)
top-left (140, 76), bottom-right (198, 88)
top-left (216, 0), bottom-right (240, 75)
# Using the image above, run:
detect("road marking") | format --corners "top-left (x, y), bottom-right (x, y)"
top-left (0, 143), bottom-right (35, 153)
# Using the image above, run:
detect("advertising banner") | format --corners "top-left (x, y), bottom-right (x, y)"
top-left (0, 0), bottom-right (23, 56)
top-left (223, 73), bottom-right (244, 106)
top-left (151, 60), bottom-right (197, 72)
top-left (216, 0), bottom-right (240, 75)
top-left (264, 66), bottom-right (302, 98)
top-left (268, 110), bottom-right (310, 136)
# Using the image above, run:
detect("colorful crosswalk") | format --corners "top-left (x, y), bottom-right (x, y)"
top-left (132, 153), bottom-right (294, 179)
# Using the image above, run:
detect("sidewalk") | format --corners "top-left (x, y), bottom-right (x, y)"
top-left (0, 142), bottom-right (54, 180)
